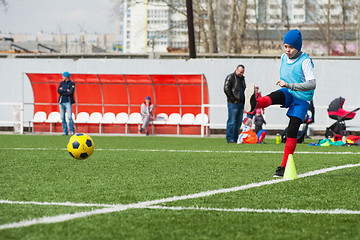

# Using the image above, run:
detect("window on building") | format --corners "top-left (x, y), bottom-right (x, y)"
top-left (331, 15), bottom-right (340, 21)
top-left (270, 14), bottom-right (280, 20)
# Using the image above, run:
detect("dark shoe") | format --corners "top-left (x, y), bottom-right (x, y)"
top-left (244, 83), bottom-right (257, 113)
top-left (227, 140), bottom-right (235, 143)
top-left (139, 128), bottom-right (144, 133)
top-left (146, 132), bottom-right (149, 136)
top-left (62, 133), bottom-right (68, 136)
top-left (273, 166), bottom-right (285, 178)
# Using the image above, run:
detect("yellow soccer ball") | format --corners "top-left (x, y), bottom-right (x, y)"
top-left (67, 133), bottom-right (94, 160)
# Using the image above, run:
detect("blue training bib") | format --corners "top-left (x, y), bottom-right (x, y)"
top-left (280, 53), bottom-right (314, 101)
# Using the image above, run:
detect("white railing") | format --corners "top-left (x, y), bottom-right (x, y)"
top-left (201, 104), bottom-right (360, 137)
top-left (0, 101), bottom-right (359, 137)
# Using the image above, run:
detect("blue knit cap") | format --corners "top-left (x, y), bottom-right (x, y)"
top-left (283, 29), bottom-right (302, 51)
top-left (62, 72), bottom-right (70, 78)
top-left (145, 96), bottom-right (151, 101)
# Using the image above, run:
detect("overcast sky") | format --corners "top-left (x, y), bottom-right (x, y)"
top-left (0, 0), bottom-right (115, 34)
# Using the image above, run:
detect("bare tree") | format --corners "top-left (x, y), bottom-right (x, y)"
top-left (305, 0), bottom-right (334, 56)
top-left (226, 0), bottom-right (237, 53)
top-left (339, 0), bottom-right (356, 55)
top-left (282, 0), bottom-right (290, 31)
top-left (207, 0), bottom-right (218, 53)
top-left (235, 0), bottom-right (247, 53)
top-left (253, 0), bottom-right (261, 53)
top-left (326, 0), bottom-right (331, 55)
top-left (193, 0), bottom-right (209, 52)
top-left (340, 0), bottom-right (348, 55)
top-left (159, 0), bottom-right (187, 16)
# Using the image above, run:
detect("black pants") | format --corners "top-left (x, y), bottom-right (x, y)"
top-left (268, 90), bottom-right (303, 139)
top-left (255, 125), bottom-right (262, 134)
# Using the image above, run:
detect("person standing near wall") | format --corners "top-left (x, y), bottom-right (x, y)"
top-left (58, 71), bottom-right (75, 135)
top-left (254, 109), bottom-right (266, 133)
top-left (224, 65), bottom-right (246, 143)
top-left (140, 96), bottom-right (154, 136)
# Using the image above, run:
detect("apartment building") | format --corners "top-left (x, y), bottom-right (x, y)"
top-left (118, 0), bottom-right (188, 53)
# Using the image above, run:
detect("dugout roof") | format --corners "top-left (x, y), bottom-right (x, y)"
top-left (26, 73), bottom-right (209, 116)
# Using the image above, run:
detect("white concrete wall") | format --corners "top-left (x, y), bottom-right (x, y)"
top-left (0, 57), bottom-right (359, 132)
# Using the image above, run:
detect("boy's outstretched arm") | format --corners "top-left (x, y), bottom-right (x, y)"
top-left (277, 79), bottom-right (316, 91)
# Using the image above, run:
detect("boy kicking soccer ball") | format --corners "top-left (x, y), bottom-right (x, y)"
top-left (244, 29), bottom-right (316, 177)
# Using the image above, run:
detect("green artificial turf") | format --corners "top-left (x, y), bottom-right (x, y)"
top-left (0, 135), bottom-right (359, 240)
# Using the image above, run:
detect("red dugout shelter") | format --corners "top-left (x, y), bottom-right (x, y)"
top-left (27, 73), bottom-right (209, 135)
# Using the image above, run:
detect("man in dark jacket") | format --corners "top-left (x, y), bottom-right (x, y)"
top-left (58, 71), bottom-right (75, 135)
top-left (224, 65), bottom-right (246, 143)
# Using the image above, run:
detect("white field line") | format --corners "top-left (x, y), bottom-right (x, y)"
top-left (146, 206), bottom-right (360, 215)
top-left (0, 200), bottom-right (116, 208)
top-left (0, 147), bottom-right (359, 155)
top-left (1, 163), bottom-right (360, 230)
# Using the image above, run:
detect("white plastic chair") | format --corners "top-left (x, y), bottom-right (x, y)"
top-left (180, 113), bottom-right (195, 125)
top-left (167, 113), bottom-right (181, 125)
top-left (127, 112), bottom-right (142, 134)
top-left (113, 112), bottom-right (128, 124)
top-left (45, 112), bottom-right (61, 133)
top-left (194, 113), bottom-right (209, 125)
top-left (88, 112), bottom-right (102, 123)
top-left (194, 113), bottom-right (209, 136)
top-left (127, 112), bottom-right (142, 124)
top-left (167, 113), bottom-right (181, 134)
top-left (32, 111), bottom-right (47, 123)
top-left (99, 112), bottom-right (115, 134)
top-left (153, 113), bottom-right (168, 125)
top-left (101, 112), bottom-right (116, 124)
top-left (74, 112), bottom-right (90, 123)
top-left (88, 112), bottom-right (102, 133)
top-left (31, 111), bottom-right (47, 132)
top-left (113, 112), bottom-right (129, 134)
top-left (45, 112), bottom-right (61, 123)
